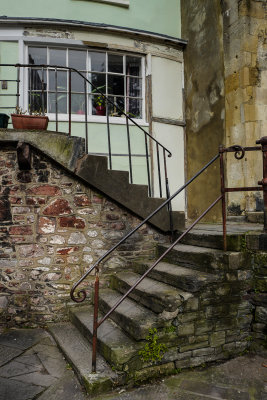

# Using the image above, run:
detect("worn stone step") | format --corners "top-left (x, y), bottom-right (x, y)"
top-left (83, 153), bottom-right (108, 172)
top-left (176, 229), bottom-right (243, 251)
top-left (99, 288), bottom-right (165, 340)
top-left (110, 271), bottom-right (192, 314)
top-left (48, 322), bottom-right (119, 396)
top-left (106, 169), bottom-right (130, 186)
top-left (134, 261), bottom-right (217, 293)
top-left (70, 306), bottom-right (141, 371)
top-left (157, 243), bottom-right (244, 274)
top-left (76, 151), bottom-right (185, 232)
top-left (176, 222), bottom-right (263, 251)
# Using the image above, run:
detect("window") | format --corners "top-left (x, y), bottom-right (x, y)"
top-left (27, 46), bottom-right (144, 119)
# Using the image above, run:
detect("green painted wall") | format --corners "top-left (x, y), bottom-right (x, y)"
top-left (49, 121), bottom-right (150, 184)
top-left (0, 42), bottom-right (19, 116)
top-left (1, 0), bottom-right (181, 38)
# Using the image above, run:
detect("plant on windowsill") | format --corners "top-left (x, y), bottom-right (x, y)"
top-left (11, 106), bottom-right (49, 130)
top-left (92, 85), bottom-right (106, 116)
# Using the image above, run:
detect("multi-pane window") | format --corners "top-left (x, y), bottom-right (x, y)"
top-left (27, 46), bottom-right (143, 118)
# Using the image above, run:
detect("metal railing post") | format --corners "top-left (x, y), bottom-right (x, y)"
top-left (219, 145), bottom-right (227, 251)
top-left (16, 66), bottom-right (20, 109)
top-left (68, 69), bottom-right (72, 136)
top-left (92, 268), bottom-right (99, 373)
top-left (256, 136), bottom-right (267, 233)
top-left (55, 68), bottom-right (58, 132)
top-left (126, 116), bottom-right (133, 184)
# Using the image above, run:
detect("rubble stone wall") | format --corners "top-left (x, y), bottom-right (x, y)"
top-left (0, 144), bottom-right (165, 330)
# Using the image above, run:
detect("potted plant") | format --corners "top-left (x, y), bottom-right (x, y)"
top-left (11, 107), bottom-right (49, 130)
top-left (92, 86), bottom-right (106, 116)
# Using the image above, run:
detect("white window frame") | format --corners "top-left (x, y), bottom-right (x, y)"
top-left (23, 44), bottom-right (148, 126)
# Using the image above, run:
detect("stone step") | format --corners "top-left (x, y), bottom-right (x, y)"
top-left (110, 271), bottom-right (192, 314)
top-left (176, 229), bottom-right (243, 251)
top-left (76, 152), bottom-right (185, 232)
top-left (106, 169), bottom-right (130, 186)
top-left (85, 153), bottom-right (108, 172)
top-left (157, 243), bottom-right (243, 274)
top-left (133, 261), bottom-right (217, 293)
top-left (48, 322), bottom-right (119, 396)
top-left (98, 288), bottom-right (165, 340)
top-left (70, 306), bottom-right (141, 372)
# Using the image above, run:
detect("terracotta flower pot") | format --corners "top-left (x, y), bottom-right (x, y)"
top-left (95, 105), bottom-right (106, 116)
top-left (11, 114), bottom-right (49, 130)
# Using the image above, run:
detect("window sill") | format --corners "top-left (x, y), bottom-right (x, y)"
top-left (47, 114), bottom-right (148, 126)
top-left (81, 0), bottom-right (129, 8)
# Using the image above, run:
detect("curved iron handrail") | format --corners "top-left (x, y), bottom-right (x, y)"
top-left (70, 153), bottom-right (220, 302)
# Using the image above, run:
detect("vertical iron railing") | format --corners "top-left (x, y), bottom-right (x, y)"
top-left (55, 68), bottom-right (58, 132)
top-left (68, 69), bottom-right (72, 137)
top-left (219, 145), bottom-right (262, 250)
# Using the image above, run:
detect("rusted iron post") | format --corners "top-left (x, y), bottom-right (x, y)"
top-left (256, 136), bottom-right (267, 233)
top-left (68, 69), bottom-right (72, 136)
top-left (219, 145), bottom-right (227, 251)
top-left (92, 268), bottom-right (99, 373)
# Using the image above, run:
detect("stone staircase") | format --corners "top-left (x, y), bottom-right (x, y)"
top-left (49, 227), bottom-right (253, 396)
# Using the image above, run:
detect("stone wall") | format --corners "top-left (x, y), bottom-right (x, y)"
top-left (181, 0), bottom-right (225, 222)
top-left (223, 0), bottom-right (267, 215)
top-left (182, 0), bottom-right (267, 221)
top-left (0, 144), bottom-right (165, 330)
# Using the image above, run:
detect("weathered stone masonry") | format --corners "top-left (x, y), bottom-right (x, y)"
top-left (0, 144), bottom-right (165, 330)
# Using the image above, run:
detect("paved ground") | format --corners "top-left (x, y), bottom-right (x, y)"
top-left (0, 328), bottom-right (86, 400)
top-left (0, 328), bottom-right (266, 400)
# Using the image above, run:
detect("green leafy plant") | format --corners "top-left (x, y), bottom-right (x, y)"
top-left (165, 325), bottom-right (176, 334)
top-left (139, 328), bottom-right (167, 363)
top-left (92, 85), bottom-right (106, 107)
top-left (14, 106), bottom-right (46, 116)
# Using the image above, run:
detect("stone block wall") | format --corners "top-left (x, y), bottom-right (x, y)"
top-left (223, 0), bottom-right (267, 214)
top-left (163, 285), bottom-right (254, 370)
top-left (248, 253), bottom-right (267, 351)
top-left (0, 144), bottom-right (165, 330)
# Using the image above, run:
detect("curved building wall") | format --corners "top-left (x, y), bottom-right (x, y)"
top-left (0, 0), bottom-right (181, 38)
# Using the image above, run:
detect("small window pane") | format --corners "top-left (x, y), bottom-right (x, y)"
top-left (108, 75), bottom-right (124, 96)
top-left (49, 70), bottom-right (67, 91)
top-left (29, 69), bottom-right (47, 91)
top-left (29, 91), bottom-right (47, 113)
top-left (48, 93), bottom-right (67, 114)
top-left (71, 94), bottom-right (86, 114)
top-left (108, 54), bottom-right (123, 74)
top-left (69, 50), bottom-right (86, 70)
top-left (127, 77), bottom-right (142, 97)
top-left (128, 98), bottom-right (142, 118)
top-left (91, 95), bottom-right (106, 116)
top-left (28, 47), bottom-right (47, 65)
top-left (49, 49), bottom-right (66, 67)
top-left (126, 56), bottom-right (141, 77)
top-left (90, 73), bottom-right (106, 93)
top-left (89, 52), bottom-right (106, 72)
top-left (107, 96), bottom-right (124, 117)
top-left (71, 72), bottom-right (86, 93)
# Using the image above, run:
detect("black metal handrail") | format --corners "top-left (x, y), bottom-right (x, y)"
top-left (0, 63), bottom-right (172, 199)
top-left (70, 152), bottom-right (220, 371)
